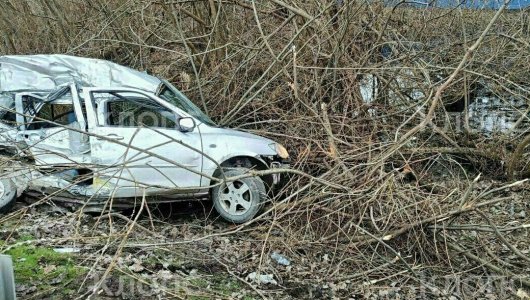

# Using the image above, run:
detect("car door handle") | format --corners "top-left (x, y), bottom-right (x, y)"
top-left (97, 134), bottom-right (124, 141)
top-left (21, 133), bottom-right (42, 141)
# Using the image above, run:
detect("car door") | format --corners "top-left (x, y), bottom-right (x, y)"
top-left (15, 84), bottom-right (90, 166)
top-left (82, 87), bottom-right (203, 196)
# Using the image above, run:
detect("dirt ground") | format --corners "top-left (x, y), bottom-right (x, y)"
top-left (1, 180), bottom-right (529, 300)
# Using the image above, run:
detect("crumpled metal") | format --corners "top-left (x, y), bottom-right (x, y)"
top-left (0, 54), bottom-right (161, 93)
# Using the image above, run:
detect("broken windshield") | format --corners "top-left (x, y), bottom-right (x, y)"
top-left (157, 80), bottom-right (216, 126)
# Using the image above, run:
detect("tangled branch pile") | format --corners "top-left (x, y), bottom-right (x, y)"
top-left (1, 0), bottom-right (530, 298)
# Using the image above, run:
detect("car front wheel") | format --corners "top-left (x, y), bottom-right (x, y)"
top-left (211, 168), bottom-right (266, 223)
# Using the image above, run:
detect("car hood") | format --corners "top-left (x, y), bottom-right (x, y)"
top-left (200, 125), bottom-right (273, 142)
top-left (198, 124), bottom-right (277, 155)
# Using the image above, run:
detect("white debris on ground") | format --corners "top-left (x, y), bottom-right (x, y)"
top-left (53, 247), bottom-right (80, 254)
top-left (271, 251), bottom-right (291, 266)
top-left (246, 272), bottom-right (278, 285)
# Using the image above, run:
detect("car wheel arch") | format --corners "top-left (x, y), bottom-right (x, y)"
top-left (210, 155), bottom-right (273, 190)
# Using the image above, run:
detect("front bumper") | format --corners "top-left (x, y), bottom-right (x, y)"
top-left (270, 161), bottom-right (288, 185)
top-left (268, 155), bottom-right (291, 187)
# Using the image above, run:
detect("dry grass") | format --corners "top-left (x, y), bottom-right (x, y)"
top-left (1, 0), bottom-right (530, 298)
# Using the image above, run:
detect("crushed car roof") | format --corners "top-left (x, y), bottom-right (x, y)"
top-left (0, 54), bottom-right (161, 93)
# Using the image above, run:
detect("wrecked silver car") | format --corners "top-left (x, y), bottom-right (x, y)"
top-left (0, 55), bottom-right (290, 223)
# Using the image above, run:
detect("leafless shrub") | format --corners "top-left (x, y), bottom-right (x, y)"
top-left (1, 0), bottom-right (530, 298)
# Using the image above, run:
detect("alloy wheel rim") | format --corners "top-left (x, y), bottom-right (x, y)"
top-left (218, 180), bottom-right (252, 216)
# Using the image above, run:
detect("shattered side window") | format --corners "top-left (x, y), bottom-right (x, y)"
top-left (0, 94), bottom-right (16, 125)
top-left (106, 100), bottom-right (176, 128)
top-left (96, 91), bottom-right (176, 129)
top-left (27, 103), bottom-right (77, 130)
top-left (1, 109), bottom-right (16, 126)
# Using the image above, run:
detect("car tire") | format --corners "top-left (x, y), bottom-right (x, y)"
top-left (211, 168), bottom-right (267, 224)
top-left (0, 178), bottom-right (16, 214)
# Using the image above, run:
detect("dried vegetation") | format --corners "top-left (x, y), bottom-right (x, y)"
top-left (1, 0), bottom-right (530, 299)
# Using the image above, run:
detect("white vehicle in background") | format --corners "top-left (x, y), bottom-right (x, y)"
top-left (0, 55), bottom-right (290, 223)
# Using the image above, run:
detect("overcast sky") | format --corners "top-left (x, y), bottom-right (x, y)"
top-left (384, 0), bottom-right (529, 9)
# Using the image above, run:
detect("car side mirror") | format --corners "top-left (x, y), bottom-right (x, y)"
top-left (178, 117), bottom-right (196, 132)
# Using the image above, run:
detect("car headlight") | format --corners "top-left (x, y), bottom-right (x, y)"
top-left (269, 143), bottom-right (289, 159)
